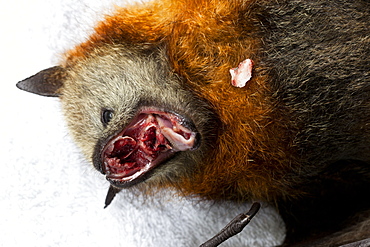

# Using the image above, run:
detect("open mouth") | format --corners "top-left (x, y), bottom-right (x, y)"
top-left (101, 109), bottom-right (199, 187)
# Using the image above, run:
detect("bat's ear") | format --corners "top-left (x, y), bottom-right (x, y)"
top-left (16, 66), bottom-right (66, 97)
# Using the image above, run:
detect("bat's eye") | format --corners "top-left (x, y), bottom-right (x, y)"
top-left (101, 109), bottom-right (114, 126)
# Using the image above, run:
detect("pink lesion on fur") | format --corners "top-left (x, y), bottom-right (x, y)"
top-left (229, 59), bottom-right (254, 88)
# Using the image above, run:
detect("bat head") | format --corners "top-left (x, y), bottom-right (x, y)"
top-left (17, 44), bottom-right (220, 190)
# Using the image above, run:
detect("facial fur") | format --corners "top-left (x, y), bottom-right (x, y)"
top-left (60, 44), bottom-right (220, 188)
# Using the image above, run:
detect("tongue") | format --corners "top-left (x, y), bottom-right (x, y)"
top-left (156, 116), bottom-right (196, 151)
top-left (102, 111), bottom-right (197, 183)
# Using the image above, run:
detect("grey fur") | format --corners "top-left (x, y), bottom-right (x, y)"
top-left (259, 0), bottom-right (370, 245)
top-left (60, 45), bottom-right (219, 187)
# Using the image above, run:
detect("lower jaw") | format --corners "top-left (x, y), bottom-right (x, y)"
top-left (106, 176), bottom-right (147, 188)
top-left (104, 150), bottom-right (178, 188)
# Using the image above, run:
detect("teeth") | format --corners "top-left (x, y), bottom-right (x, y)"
top-left (102, 110), bottom-right (199, 184)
